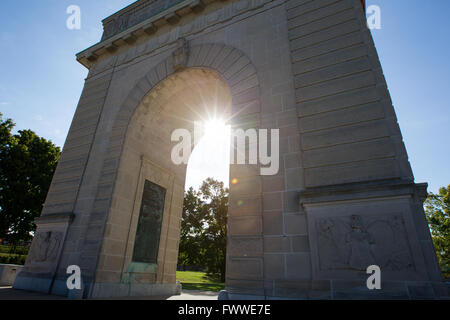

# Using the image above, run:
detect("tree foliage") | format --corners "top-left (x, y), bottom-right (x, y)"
top-left (178, 178), bottom-right (228, 282)
top-left (178, 187), bottom-right (204, 268)
top-left (424, 185), bottom-right (450, 278)
top-left (0, 113), bottom-right (60, 244)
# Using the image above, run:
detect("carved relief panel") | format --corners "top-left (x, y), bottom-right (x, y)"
top-left (23, 218), bottom-right (72, 275)
top-left (29, 231), bottom-right (63, 263)
top-left (316, 214), bottom-right (414, 272)
top-left (306, 197), bottom-right (429, 281)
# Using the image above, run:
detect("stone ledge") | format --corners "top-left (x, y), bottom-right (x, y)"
top-left (34, 212), bottom-right (75, 225)
top-left (299, 179), bottom-right (426, 206)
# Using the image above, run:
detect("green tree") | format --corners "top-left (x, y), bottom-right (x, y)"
top-left (0, 113), bottom-right (60, 247)
top-left (178, 187), bottom-right (204, 269)
top-left (424, 185), bottom-right (450, 278)
top-left (198, 178), bottom-right (228, 282)
top-left (178, 178), bottom-right (228, 282)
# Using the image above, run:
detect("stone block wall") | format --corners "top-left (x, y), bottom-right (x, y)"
top-left (14, 0), bottom-right (447, 299)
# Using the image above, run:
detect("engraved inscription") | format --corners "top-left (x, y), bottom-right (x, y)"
top-left (101, 0), bottom-right (184, 40)
top-left (132, 180), bottom-right (166, 264)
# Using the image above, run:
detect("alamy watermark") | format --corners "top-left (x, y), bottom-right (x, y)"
top-left (66, 5), bottom-right (81, 30)
top-left (66, 265), bottom-right (81, 290)
top-left (171, 121), bottom-right (279, 176)
top-left (65, 4), bottom-right (381, 31)
top-left (366, 265), bottom-right (381, 290)
top-left (367, 5), bottom-right (381, 30)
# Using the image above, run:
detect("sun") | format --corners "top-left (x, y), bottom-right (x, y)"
top-left (185, 117), bottom-right (231, 189)
top-left (204, 117), bottom-right (229, 137)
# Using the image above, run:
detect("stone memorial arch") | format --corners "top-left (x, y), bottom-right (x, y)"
top-left (14, 0), bottom-right (447, 299)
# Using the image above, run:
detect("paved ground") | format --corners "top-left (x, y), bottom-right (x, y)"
top-left (167, 290), bottom-right (218, 300)
top-left (0, 286), bottom-right (66, 300)
top-left (0, 286), bottom-right (218, 300)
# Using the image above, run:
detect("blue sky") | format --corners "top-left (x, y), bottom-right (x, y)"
top-left (0, 1), bottom-right (449, 192)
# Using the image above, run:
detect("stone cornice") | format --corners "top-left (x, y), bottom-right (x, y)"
top-left (76, 0), bottom-right (218, 68)
top-left (101, 0), bottom-right (157, 26)
top-left (76, 0), bottom-right (365, 70)
top-left (77, 0), bottom-right (276, 75)
top-left (101, 0), bottom-right (184, 40)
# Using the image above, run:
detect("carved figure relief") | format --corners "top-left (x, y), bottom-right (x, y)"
top-left (172, 38), bottom-right (189, 71)
top-left (316, 214), bottom-right (414, 272)
top-left (30, 231), bottom-right (63, 263)
top-left (346, 215), bottom-right (376, 270)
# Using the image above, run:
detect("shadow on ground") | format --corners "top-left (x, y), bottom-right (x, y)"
top-left (0, 286), bottom-right (66, 300)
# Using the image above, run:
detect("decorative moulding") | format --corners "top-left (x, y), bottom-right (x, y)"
top-left (76, 0), bottom-right (223, 68)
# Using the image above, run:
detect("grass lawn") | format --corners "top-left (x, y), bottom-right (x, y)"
top-left (0, 252), bottom-right (27, 265)
top-left (176, 271), bottom-right (225, 292)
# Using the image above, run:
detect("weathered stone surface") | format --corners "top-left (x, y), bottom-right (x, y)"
top-left (264, 254), bottom-right (285, 279)
top-left (16, 0), bottom-right (445, 300)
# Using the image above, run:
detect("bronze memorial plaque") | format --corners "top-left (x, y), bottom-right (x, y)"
top-left (132, 180), bottom-right (166, 264)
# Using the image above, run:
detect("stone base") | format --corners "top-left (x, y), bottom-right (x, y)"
top-left (90, 282), bottom-right (181, 299)
top-left (13, 272), bottom-right (181, 299)
top-left (226, 280), bottom-right (450, 300)
top-left (13, 273), bottom-right (89, 297)
top-left (0, 264), bottom-right (23, 286)
top-left (13, 272), bottom-right (54, 294)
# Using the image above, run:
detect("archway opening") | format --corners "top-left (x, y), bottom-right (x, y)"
top-left (178, 117), bottom-right (231, 286)
top-left (101, 67), bottom-right (233, 290)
